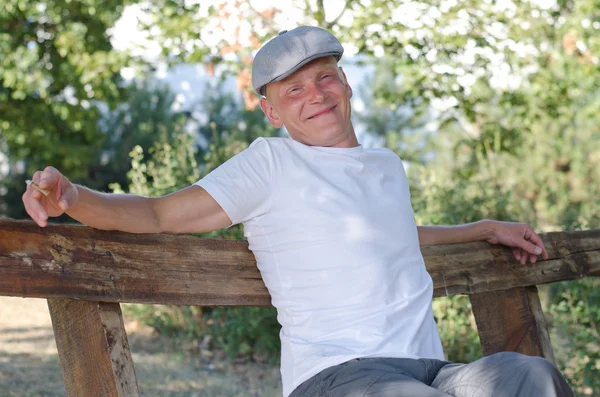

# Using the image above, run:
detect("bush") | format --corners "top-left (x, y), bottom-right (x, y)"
top-left (433, 296), bottom-right (482, 363)
top-left (123, 304), bottom-right (204, 338)
top-left (549, 278), bottom-right (600, 395)
top-left (206, 307), bottom-right (280, 362)
top-left (123, 303), bottom-right (281, 363)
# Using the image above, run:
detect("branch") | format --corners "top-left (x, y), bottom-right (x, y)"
top-left (326, 0), bottom-right (349, 29)
top-left (245, 0), bottom-right (279, 35)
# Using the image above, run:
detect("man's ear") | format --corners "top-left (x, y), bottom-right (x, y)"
top-left (259, 97), bottom-right (284, 128)
top-left (338, 67), bottom-right (353, 99)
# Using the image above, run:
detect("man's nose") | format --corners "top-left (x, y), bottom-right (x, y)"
top-left (307, 83), bottom-right (325, 103)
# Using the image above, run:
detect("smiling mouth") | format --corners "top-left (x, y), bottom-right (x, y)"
top-left (307, 105), bottom-right (337, 120)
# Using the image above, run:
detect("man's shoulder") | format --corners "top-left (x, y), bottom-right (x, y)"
top-left (365, 147), bottom-right (403, 161)
top-left (249, 136), bottom-right (293, 150)
top-left (365, 147), bottom-right (395, 155)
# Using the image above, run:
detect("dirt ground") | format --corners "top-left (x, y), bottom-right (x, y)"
top-left (0, 297), bottom-right (282, 397)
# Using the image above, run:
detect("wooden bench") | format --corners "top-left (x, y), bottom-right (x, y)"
top-left (1, 219), bottom-right (599, 396)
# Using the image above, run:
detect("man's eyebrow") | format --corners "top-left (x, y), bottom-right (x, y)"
top-left (320, 67), bottom-right (340, 76)
top-left (279, 64), bottom-right (338, 89)
top-left (280, 76), bottom-right (301, 88)
top-left (323, 65), bottom-right (338, 71)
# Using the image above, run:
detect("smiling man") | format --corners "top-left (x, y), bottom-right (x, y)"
top-left (23, 26), bottom-right (573, 397)
top-left (258, 57), bottom-right (356, 148)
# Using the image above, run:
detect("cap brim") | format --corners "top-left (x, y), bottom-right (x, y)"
top-left (259, 52), bottom-right (342, 96)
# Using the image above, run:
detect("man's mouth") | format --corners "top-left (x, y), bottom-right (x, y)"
top-left (307, 105), bottom-right (337, 120)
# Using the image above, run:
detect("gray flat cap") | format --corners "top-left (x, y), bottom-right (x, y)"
top-left (252, 26), bottom-right (344, 96)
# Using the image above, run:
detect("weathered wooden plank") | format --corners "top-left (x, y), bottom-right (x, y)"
top-left (424, 232), bottom-right (600, 296)
top-left (48, 299), bottom-right (139, 397)
top-left (0, 220), bottom-right (598, 305)
top-left (1, 220), bottom-right (270, 306)
top-left (470, 286), bottom-right (555, 362)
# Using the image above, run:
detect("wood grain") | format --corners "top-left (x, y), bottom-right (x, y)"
top-left (1, 220), bottom-right (598, 305)
top-left (48, 299), bottom-right (139, 397)
top-left (470, 286), bottom-right (556, 363)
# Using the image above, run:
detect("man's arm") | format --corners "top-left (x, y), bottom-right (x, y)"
top-left (417, 220), bottom-right (549, 265)
top-left (22, 166), bottom-right (231, 234)
top-left (417, 221), bottom-right (494, 246)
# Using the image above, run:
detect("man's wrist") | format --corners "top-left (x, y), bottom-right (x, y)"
top-left (474, 219), bottom-right (496, 242)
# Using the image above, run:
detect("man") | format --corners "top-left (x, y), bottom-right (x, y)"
top-left (23, 26), bottom-right (573, 397)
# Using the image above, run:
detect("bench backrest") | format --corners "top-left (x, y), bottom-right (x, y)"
top-left (1, 219), bottom-right (599, 396)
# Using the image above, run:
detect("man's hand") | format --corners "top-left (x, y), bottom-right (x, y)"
top-left (22, 167), bottom-right (79, 227)
top-left (485, 221), bottom-right (549, 265)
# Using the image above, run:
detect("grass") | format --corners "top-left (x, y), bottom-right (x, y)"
top-left (0, 297), bottom-right (282, 397)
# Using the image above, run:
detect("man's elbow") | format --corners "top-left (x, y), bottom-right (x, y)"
top-left (149, 197), bottom-right (173, 234)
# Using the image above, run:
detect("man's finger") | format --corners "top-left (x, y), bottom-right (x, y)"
top-left (23, 193), bottom-right (48, 227)
top-left (39, 166), bottom-right (60, 190)
top-left (512, 247), bottom-right (521, 261)
top-left (30, 188), bottom-right (42, 200)
top-left (59, 187), bottom-right (77, 211)
top-left (518, 239), bottom-right (543, 257)
top-left (31, 170), bottom-right (43, 184)
top-left (520, 249), bottom-right (527, 265)
top-left (28, 171), bottom-right (45, 200)
top-left (25, 182), bottom-right (41, 199)
top-left (526, 230), bottom-right (548, 260)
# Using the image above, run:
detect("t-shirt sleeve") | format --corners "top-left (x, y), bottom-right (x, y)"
top-left (194, 138), bottom-right (272, 226)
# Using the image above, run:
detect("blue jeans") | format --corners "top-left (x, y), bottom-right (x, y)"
top-left (289, 352), bottom-right (574, 397)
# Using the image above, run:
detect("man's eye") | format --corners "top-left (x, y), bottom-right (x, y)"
top-left (321, 74), bottom-right (331, 80)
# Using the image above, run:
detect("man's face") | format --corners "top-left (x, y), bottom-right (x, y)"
top-left (259, 56), bottom-right (355, 148)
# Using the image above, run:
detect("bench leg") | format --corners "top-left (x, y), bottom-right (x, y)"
top-left (469, 286), bottom-right (556, 364)
top-left (47, 299), bottom-right (140, 397)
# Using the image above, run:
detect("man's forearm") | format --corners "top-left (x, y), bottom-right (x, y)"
top-left (66, 185), bottom-right (162, 233)
top-left (417, 220), bottom-right (495, 246)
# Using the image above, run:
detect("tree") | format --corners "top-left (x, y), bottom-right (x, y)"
top-left (0, 0), bottom-right (135, 218)
top-left (96, 80), bottom-right (192, 191)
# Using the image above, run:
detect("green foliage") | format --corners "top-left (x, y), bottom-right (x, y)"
top-left (109, 128), bottom-right (200, 198)
top-left (122, 304), bottom-right (281, 362)
top-left (0, 0), bottom-right (132, 174)
top-left (206, 307), bottom-right (281, 362)
top-left (98, 80), bottom-right (193, 191)
top-left (0, 0), bottom-right (137, 219)
top-left (354, 60), bottom-right (437, 164)
top-left (432, 296), bottom-right (482, 363)
top-left (123, 303), bottom-right (204, 339)
top-left (549, 279), bottom-right (600, 394)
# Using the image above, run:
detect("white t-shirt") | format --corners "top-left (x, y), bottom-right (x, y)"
top-left (195, 137), bottom-right (444, 397)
